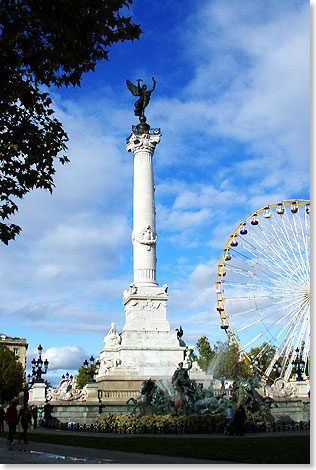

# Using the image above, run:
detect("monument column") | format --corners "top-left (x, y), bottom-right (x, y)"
top-left (96, 78), bottom-right (186, 381)
top-left (126, 131), bottom-right (160, 286)
top-left (123, 128), bottom-right (170, 332)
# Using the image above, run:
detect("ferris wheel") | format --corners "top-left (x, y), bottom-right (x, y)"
top-left (216, 199), bottom-right (310, 382)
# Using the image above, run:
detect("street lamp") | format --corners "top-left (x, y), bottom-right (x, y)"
top-left (291, 348), bottom-right (305, 381)
top-left (272, 361), bottom-right (282, 379)
top-left (29, 344), bottom-right (49, 384)
top-left (83, 356), bottom-right (100, 384)
top-left (61, 372), bottom-right (73, 381)
top-left (250, 358), bottom-right (262, 383)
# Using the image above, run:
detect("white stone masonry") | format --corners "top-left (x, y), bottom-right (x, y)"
top-left (126, 131), bottom-right (160, 287)
top-left (96, 129), bottom-right (185, 380)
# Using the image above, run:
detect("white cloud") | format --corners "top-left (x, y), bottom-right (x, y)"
top-left (26, 345), bottom-right (87, 371)
top-left (42, 346), bottom-right (87, 370)
top-left (168, 260), bottom-right (218, 313)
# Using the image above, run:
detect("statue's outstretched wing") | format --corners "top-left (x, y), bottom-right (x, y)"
top-left (126, 79), bottom-right (141, 96)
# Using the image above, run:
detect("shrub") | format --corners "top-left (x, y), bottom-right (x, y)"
top-left (96, 413), bottom-right (223, 434)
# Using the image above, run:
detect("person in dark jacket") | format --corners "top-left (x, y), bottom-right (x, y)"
top-left (31, 405), bottom-right (38, 429)
top-left (0, 406), bottom-right (5, 431)
top-left (18, 404), bottom-right (32, 443)
top-left (5, 401), bottom-right (19, 444)
top-left (234, 404), bottom-right (247, 436)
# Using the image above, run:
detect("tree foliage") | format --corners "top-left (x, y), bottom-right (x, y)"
top-left (249, 342), bottom-right (277, 377)
top-left (212, 341), bottom-right (250, 379)
top-left (0, 0), bottom-right (141, 244)
top-left (75, 363), bottom-right (97, 389)
top-left (194, 336), bottom-right (283, 381)
top-left (0, 345), bottom-right (25, 402)
top-left (192, 336), bottom-right (215, 371)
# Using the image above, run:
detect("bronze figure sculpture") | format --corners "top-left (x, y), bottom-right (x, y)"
top-left (126, 77), bottom-right (156, 125)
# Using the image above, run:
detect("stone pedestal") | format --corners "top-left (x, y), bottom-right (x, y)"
top-left (28, 382), bottom-right (46, 404)
top-left (294, 380), bottom-right (309, 398)
top-left (84, 383), bottom-right (100, 402)
top-left (271, 397), bottom-right (310, 423)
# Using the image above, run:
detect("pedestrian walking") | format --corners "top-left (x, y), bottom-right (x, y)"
top-left (225, 405), bottom-right (234, 435)
top-left (18, 404), bottom-right (32, 444)
top-left (5, 401), bottom-right (19, 445)
top-left (0, 406), bottom-right (5, 431)
top-left (31, 405), bottom-right (38, 429)
top-left (234, 404), bottom-right (246, 436)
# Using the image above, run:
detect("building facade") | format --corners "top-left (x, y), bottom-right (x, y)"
top-left (0, 333), bottom-right (28, 370)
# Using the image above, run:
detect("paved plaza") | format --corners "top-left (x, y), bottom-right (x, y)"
top-left (0, 428), bottom-right (309, 464)
top-left (0, 435), bottom-right (228, 464)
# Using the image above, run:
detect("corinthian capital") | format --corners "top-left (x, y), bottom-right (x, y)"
top-left (126, 131), bottom-right (161, 154)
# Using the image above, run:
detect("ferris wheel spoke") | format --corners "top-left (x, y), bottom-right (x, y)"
top-left (272, 215), bottom-right (309, 285)
top-left (257, 215), bottom-right (306, 281)
top-left (276, 307), bottom-right (307, 380)
top-left (227, 250), bottom-right (299, 287)
top-left (233, 296), bottom-right (303, 337)
top-left (250, 255), bottom-right (300, 286)
top-left (238, 235), bottom-right (302, 285)
top-left (265, 321), bottom-right (300, 378)
top-left (274, 298), bottom-right (307, 338)
top-left (251, 215), bottom-right (300, 274)
top-left (235, 306), bottom-right (282, 334)
top-left (243, 332), bottom-right (267, 350)
top-left (295, 210), bottom-right (310, 279)
top-left (225, 294), bottom-right (305, 321)
top-left (223, 280), bottom-right (296, 294)
top-left (251, 231), bottom-right (304, 283)
top-left (280, 214), bottom-right (309, 284)
top-left (283, 319), bottom-right (307, 381)
top-left (286, 211), bottom-right (309, 275)
top-left (226, 244), bottom-right (300, 286)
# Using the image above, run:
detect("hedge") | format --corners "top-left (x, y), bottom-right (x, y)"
top-left (96, 413), bottom-right (224, 434)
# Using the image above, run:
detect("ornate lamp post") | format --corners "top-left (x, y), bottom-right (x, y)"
top-left (61, 372), bottom-right (73, 381)
top-left (272, 360), bottom-right (282, 379)
top-left (291, 348), bottom-right (305, 381)
top-left (28, 344), bottom-right (49, 384)
top-left (250, 358), bottom-right (262, 383)
top-left (83, 356), bottom-right (100, 384)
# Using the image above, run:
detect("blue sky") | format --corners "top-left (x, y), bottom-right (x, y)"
top-left (0, 0), bottom-right (310, 385)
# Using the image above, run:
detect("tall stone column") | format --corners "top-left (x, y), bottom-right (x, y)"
top-left (126, 131), bottom-right (160, 286)
top-left (122, 129), bottom-right (171, 332)
top-left (97, 126), bottom-right (185, 380)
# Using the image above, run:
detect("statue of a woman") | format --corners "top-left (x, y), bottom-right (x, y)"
top-left (104, 322), bottom-right (121, 347)
top-left (126, 77), bottom-right (156, 121)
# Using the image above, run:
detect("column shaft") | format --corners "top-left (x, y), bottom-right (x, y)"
top-left (126, 132), bottom-right (161, 286)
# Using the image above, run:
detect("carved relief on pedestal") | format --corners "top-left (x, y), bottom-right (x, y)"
top-left (97, 357), bottom-right (122, 377)
top-left (123, 283), bottom-right (168, 302)
top-left (125, 301), bottom-right (138, 316)
top-left (46, 380), bottom-right (88, 402)
top-left (132, 225), bottom-right (157, 250)
top-left (265, 378), bottom-right (298, 398)
top-left (140, 300), bottom-right (161, 312)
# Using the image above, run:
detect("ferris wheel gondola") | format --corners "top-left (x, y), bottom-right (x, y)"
top-left (216, 199), bottom-right (310, 382)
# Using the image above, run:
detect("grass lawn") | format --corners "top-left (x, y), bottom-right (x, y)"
top-left (0, 431), bottom-right (310, 463)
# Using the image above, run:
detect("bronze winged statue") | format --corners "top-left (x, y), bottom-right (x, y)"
top-left (126, 77), bottom-right (156, 122)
